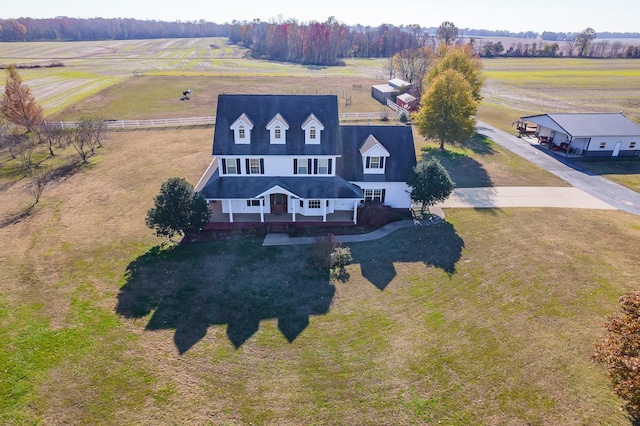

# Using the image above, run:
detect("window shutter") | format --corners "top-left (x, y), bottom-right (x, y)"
top-left (366, 157), bottom-right (370, 168)
top-left (328, 159), bottom-right (332, 174)
top-left (293, 159), bottom-right (298, 175)
top-left (380, 157), bottom-right (385, 169)
top-left (314, 159), bottom-right (318, 174)
top-left (236, 158), bottom-right (241, 173)
top-left (381, 189), bottom-right (386, 203)
top-left (245, 159), bottom-right (250, 174)
top-left (307, 159), bottom-right (312, 174)
top-left (260, 158), bottom-right (264, 174)
top-left (221, 158), bottom-right (227, 174)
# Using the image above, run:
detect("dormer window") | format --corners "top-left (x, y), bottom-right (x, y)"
top-left (368, 156), bottom-right (381, 169)
top-left (302, 114), bottom-right (324, 144)
top-left (230, 113), bottom-right (254, 144)
top-left (359, 135), bottom-right (390, 174)
top-left (267, 113), bottom-right (289, 144)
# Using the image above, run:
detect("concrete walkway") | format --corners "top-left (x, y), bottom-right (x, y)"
top-left (262, 206), bottom-right (445, 246)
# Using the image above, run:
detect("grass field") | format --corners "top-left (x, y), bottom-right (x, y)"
top-left (1, 128), bottom-right (638, 424)
top-left (1, 38), bottom-right (640, 424)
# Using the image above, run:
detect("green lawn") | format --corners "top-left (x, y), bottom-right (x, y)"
top-left (1, 126), bottom-right (638, 424)
top-left (1, 41), bottom-right (640, 425)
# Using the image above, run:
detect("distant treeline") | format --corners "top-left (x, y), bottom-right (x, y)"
top-left (2, 17), bottom-right (640, 64)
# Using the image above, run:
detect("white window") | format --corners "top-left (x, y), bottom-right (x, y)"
top-left (308, 200), bottom-right (321, 209)
top-left (368, 156), bottom-right (381, 168)
top-left (364, 189), bottom-right (384, 202)
top-left (224, 158), bottom-right (238, 174)
top-left (310, 127), bottom-right (316, 140)
top-left (275, 127), bottom-right (281, 139)
top-left (249, 158), bottom-right (261, 174)
top-left (318, 158), bottom-right (329, 174)
top-left (239, 126), bottom-right (245, 139)
top-left (246, 199), bottom-right (261, 207)
top-left (296, 159), bottom-right (309, 175)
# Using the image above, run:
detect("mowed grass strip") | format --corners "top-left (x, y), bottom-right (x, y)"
top-left (1, 125), bottom-right (638, 424)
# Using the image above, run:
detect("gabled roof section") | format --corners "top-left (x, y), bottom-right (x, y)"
top-left (521, 113), bottom-right (640, 138)
top-left (266, 113), bottom-right (289, 130)
top-left (339, 125), bottom-right (416, 182)
top-left (230, 113), bottom-right (254, 130)
top-left (301, 113), bottom-right (325, 130)
top-left (359, 134), bottom-right (390, 156)
top-left (213, 95), bottom-right (339, 156)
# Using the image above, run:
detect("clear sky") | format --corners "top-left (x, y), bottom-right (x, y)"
top-left (2, 0), bottom-right (639, 34)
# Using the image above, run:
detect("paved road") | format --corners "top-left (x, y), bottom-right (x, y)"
top-left (476, 120), bottom-right (640, 216)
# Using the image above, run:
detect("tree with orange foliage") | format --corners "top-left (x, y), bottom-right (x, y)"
top-left (0, 65), bottom-right (43, 132)
top-left (593, 288), bottom-right (640, 420)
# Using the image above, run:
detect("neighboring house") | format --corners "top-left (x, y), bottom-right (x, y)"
top-left (371, 78), bottom-right (412, 105)
top-left (521, 113), bottom-right (640, 157)
top-left (195, 94), bottom-right (417, 226)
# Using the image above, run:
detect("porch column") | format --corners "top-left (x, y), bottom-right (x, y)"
top-left (227, 199), bottom-right (234, 223)
top-left (322, 200), bottom-right (327, 223)
top-left (292, 198), bottom-right (296, 223)
top-left (259, 199), bottom-right (264, 223)
top-left (353, 200), bottom-right (358, 224)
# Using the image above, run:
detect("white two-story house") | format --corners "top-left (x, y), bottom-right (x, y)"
top-left (195, 94), bottom-right (417, 226)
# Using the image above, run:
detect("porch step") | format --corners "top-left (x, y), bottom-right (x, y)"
top-left (268, 223), bottom-right (289, 233)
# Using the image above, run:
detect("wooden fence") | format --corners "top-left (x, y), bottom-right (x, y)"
top-left (47, 111), bottom-right (404, 131)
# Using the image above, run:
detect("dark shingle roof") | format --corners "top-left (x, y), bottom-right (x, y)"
top-left (338, 125), bottom-right (417, 182)
top-left (213, 94), bottom-right (339, 156)
top-left (199, 171), bottom-right (363, 200)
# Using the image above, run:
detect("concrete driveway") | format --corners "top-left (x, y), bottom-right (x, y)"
top-left (476, 121), bottom-right (640, 216)
top-left (437, 186), bottom-right (615, 209)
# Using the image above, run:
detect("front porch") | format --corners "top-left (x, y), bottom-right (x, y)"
top-left (203, 201), bottom-right (356, 231)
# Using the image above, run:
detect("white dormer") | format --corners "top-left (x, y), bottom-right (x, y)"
top-left (266, 113), bottom-right (289, 144)
top-left (230, 113), bottom-right (254, 144)
top-left (359, 135), bottom-right (390, 174)
top-left (301, 114), bottom-right (324, 144)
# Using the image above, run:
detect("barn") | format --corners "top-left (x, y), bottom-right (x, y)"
top-left (371, 78), bottom-right (412, 105)
top-left (521, 113), bottom-right (640, 157)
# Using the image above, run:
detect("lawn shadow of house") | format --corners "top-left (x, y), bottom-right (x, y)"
top-left (116, 242), bottom-right (334, 354)
top-left (350, 222), bottom-right (464, 291)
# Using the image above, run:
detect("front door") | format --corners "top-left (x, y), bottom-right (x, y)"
top-left (270, 193), bottom-right (288, 214)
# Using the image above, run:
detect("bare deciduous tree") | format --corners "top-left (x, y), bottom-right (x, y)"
top-left (68, 117), bottom-right (108, 163)
top-left (575, 27), bottom-right (597, 57)
top-left (436, 21), bottom-right (459, 46)
top-left (33, 122), bottom-right (71, 156)
top-left (27, 167), bottom-right (52, 207)
top-left (383, 56), bottom-right (395, 79)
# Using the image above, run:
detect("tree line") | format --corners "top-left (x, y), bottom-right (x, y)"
top-left (3, 17), bottom-right (640, 66)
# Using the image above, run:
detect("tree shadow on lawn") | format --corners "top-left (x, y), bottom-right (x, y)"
top-left (421, 140), bottom-right (494, 188)
top-left (116, 241), bottom-right (335, 354)
top-left (350, 222), bottom-right (465, 291)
